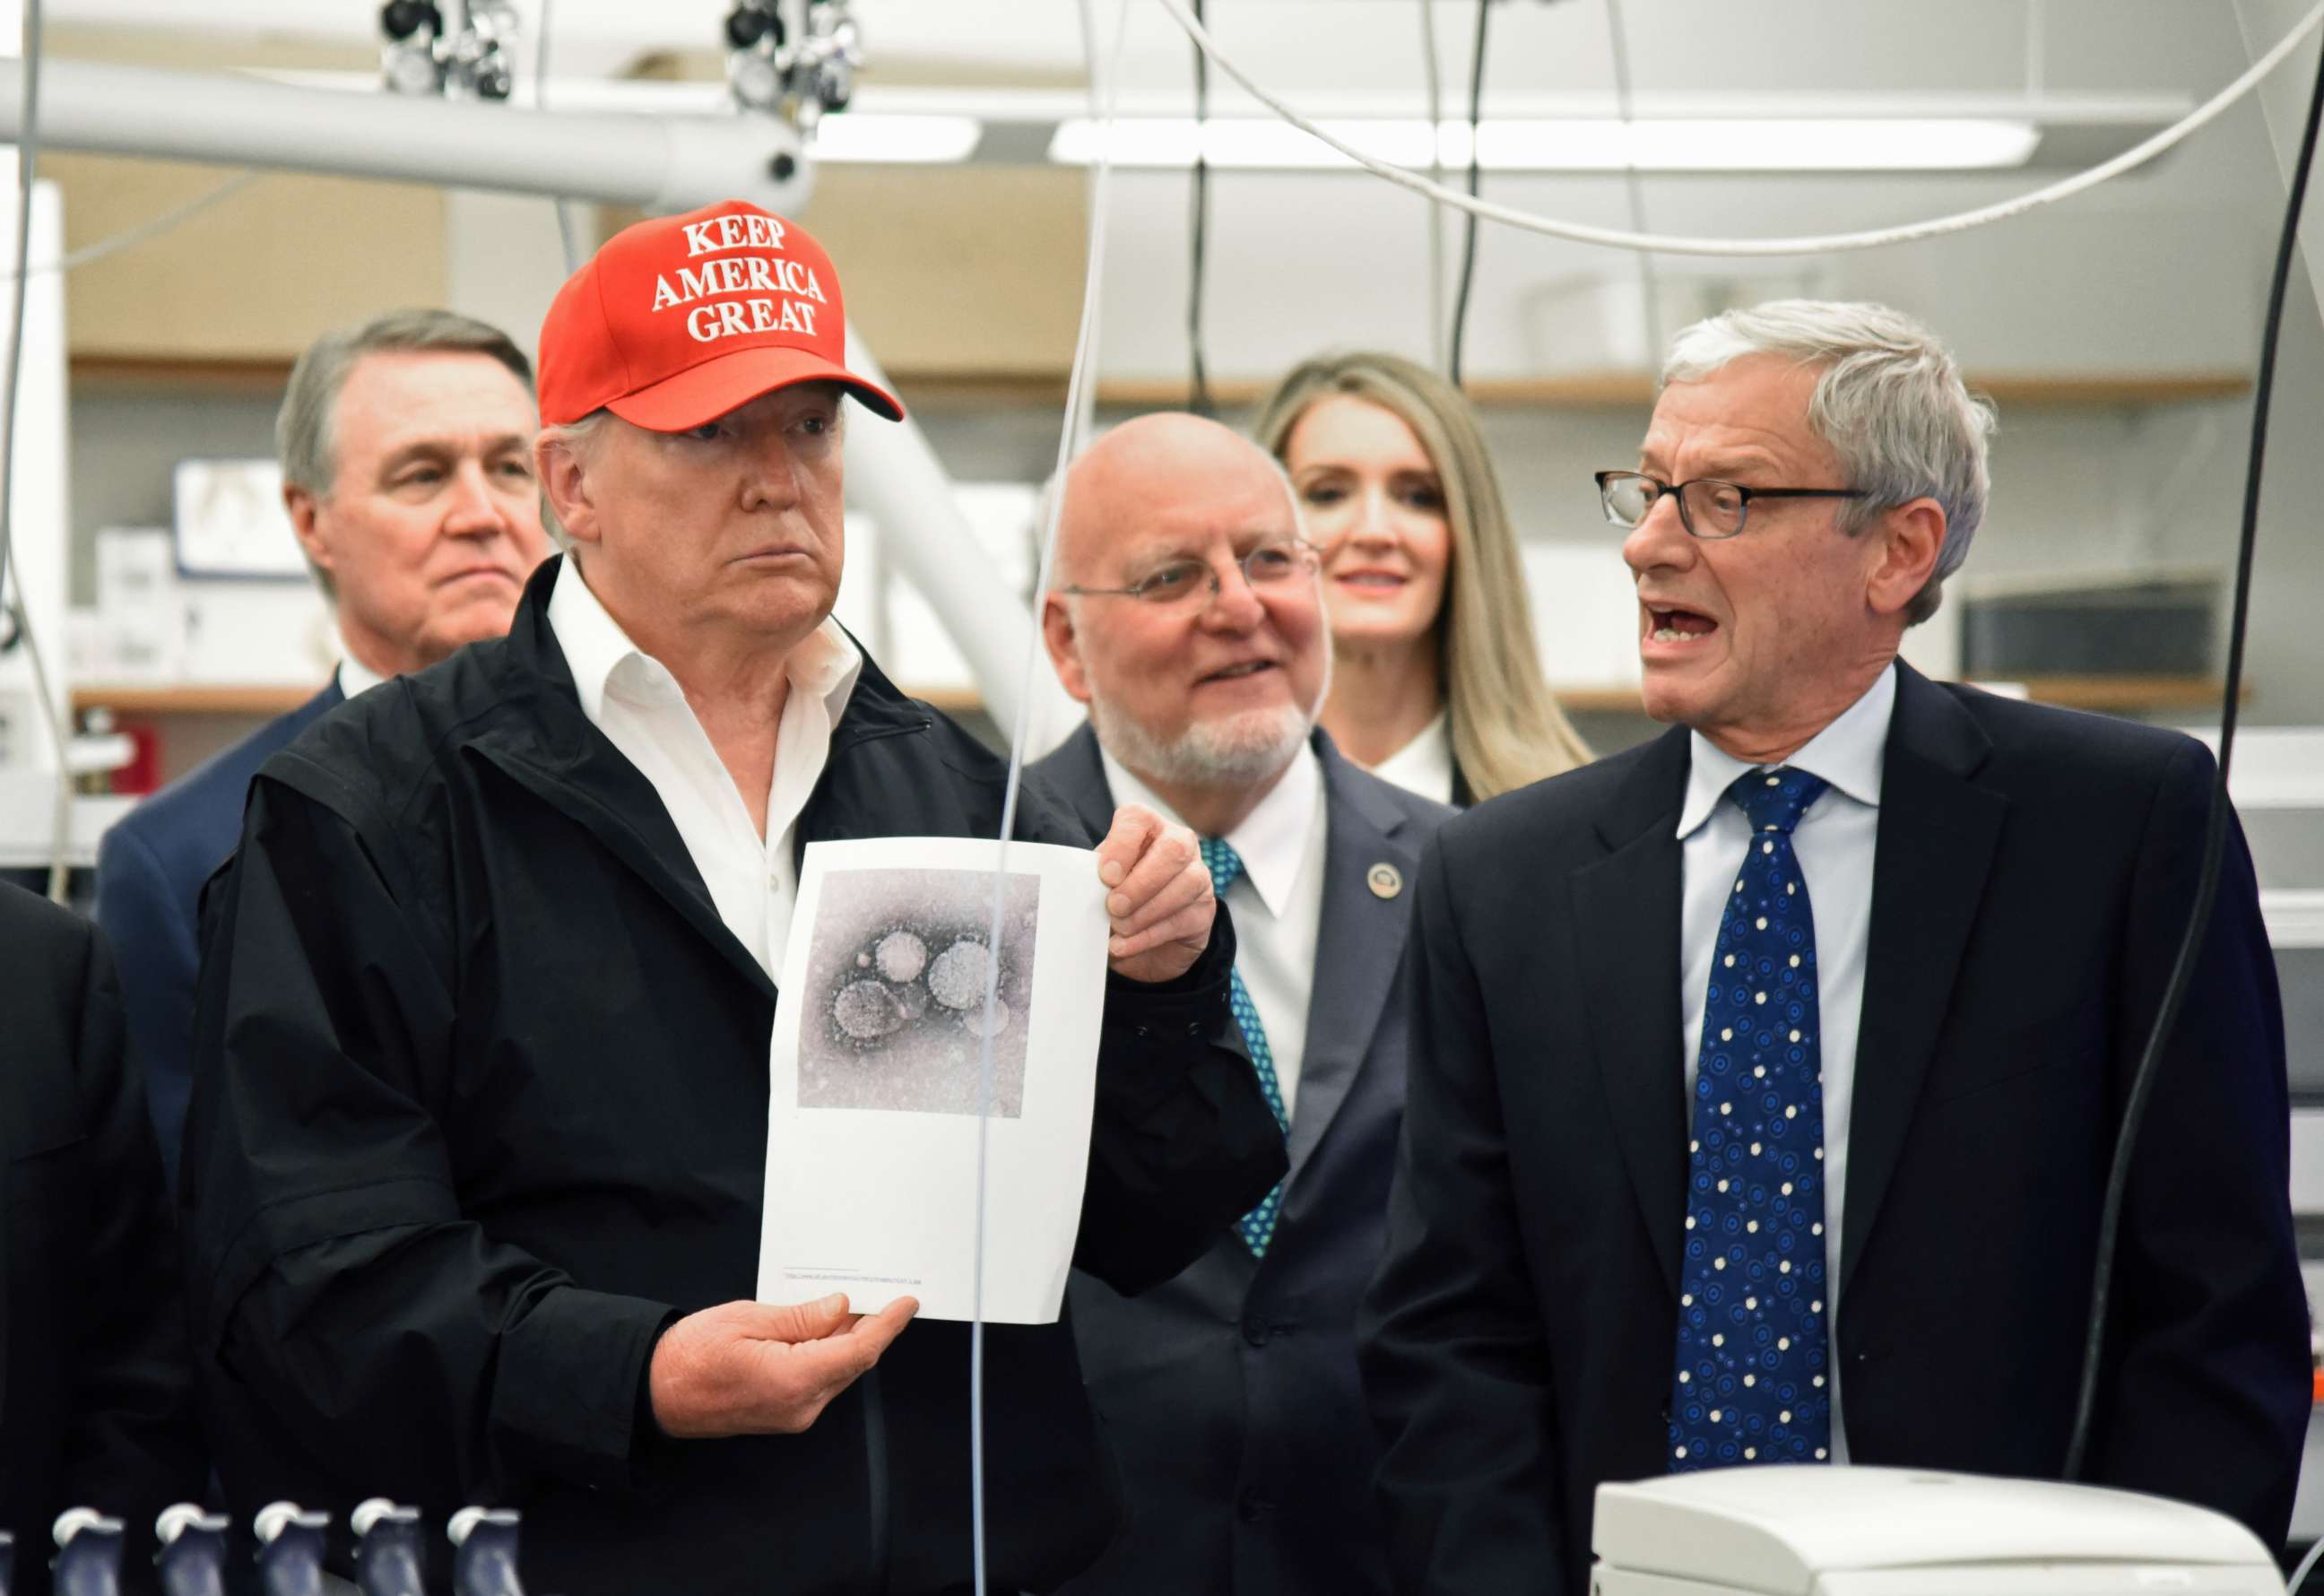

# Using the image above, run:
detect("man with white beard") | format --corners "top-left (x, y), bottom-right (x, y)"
top-left (1034, 412), bottom-right (1452, 1596)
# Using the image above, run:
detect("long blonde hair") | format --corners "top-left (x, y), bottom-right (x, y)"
top-left (1253, 351), bottom-right (1591, 801)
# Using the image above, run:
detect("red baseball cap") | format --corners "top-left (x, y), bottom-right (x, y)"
top-left (537, 199), bottom-right (903, 430)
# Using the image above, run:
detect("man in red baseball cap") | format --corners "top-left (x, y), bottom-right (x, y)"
top-left (181, 200), bottom-right (1286, 1596)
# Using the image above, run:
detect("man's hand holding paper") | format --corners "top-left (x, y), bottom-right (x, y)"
top-left (649, 1294), bottom-right (920, 1440)
top-left (1097, 803), bottom-right (1216, 983)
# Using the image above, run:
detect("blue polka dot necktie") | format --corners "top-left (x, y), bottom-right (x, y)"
top-left (1199, 837), bottom-right (1288, 1257)
top-left (1669, 766), bottom-right (1833, 1471)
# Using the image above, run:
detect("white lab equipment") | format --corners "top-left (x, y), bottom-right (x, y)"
top-left (1591, 1467), bottom-right (2285, 1596)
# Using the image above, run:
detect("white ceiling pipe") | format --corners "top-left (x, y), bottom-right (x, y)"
top-left (0, 57), bottom-right (812, 213)
top-left (0, 57), bottom-right (1074, 742)
top-left (839, 331), bottom-right (1080, 750)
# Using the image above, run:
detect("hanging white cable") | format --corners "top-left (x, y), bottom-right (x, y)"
top-left (1418, 0), bottom-right (1446, 368)
top-left (1600, 0), bottom-right (1662, 360)
top-left (967, 0), bottom-right (1129, 1590)
top-left (0, 0), bottom-right (73, 903)
top-left (533, 0), bottom-right (583, 273)
top-left (0, 169), bottom-right (259, 283)
top-left (0, 0), bottom-right (37, 629)
top-left (1153, 0), bottom-right (2324, 257)
top-left (2288, 1531), bottom-right (2324, 1596)
top-left (2025, 0), bottom-right (2048, 101)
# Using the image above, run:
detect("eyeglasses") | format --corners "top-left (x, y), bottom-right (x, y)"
top-left (1060, 538), bottom-right (1321, 609)
top-left (1594, 471), bottom-right (1866, 541)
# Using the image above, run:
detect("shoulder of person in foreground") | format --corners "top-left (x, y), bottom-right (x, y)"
top-left (1419, 732), bottom-right (1670, 900)
top-left (1929, 676), bottom-right (2224, 793)
top-left (256, 635), bottom-right (519, 832)
top-left (1330, 742), bottom-right (1461, 838)
top-left (873, 676), bottom-right (1103, 852)
top-left (0, 885), bottom-right (208, 1564)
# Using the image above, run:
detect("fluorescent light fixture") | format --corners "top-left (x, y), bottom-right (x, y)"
top-left (1049, 117), bottom-right (2041, 173)
top-left (252, 69), bottom-right (981, 163)
top-left (247, 70), bottom-right (2060, 173)
top-left (1049, 117), bottom-right (1435, 169)
top-left (807, 113), bottom-right (982, 164)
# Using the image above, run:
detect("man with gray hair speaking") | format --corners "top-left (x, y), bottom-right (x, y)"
top-left (1036, 412), bottom-right (1452, 1596)
top-left (1361, 300), bottom-right (2306, 1596)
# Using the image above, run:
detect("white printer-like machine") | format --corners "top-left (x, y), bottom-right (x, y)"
top-left (1594, 1468), bottom-right (2286, 1596)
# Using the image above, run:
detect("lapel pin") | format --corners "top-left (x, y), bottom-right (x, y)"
top-left (1366, 862), bottom-right (1402, 900)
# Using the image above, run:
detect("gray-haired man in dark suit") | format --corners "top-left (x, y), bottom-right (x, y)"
top-left (95, 308), bottom-right (551, 1189)
top-left (1035, 412), bottom-right (1452, 1596)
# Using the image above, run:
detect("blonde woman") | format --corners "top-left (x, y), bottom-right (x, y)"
top-left (1253, 351), bottom-right (1591, 805)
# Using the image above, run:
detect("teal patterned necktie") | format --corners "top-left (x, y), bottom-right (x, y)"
top-left (1199, 837), bottom-right (1288, 1256)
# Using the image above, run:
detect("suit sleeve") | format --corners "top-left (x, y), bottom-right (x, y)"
top-left (2091, 737), bottom-right (2310, 1545)
top-left (184, 774), bottom-right (676, 1514)
top-left (1011, 777), bottom-right (1288, 1296)
top-left (63, 922), bottom-right (209, 1583)
top-left (94, 820), bottom-right (201, 1192)
top-left (1072, 904), bottom-right (1288, 1295)
top-left (1357, 831), bottom-right (1565, 1593)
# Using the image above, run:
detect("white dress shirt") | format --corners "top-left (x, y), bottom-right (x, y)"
top-left (1099, 742), bottom-right (1327, 1119)
top-left (335, 652), bottom-right (388, 700)
top-left (1366, 709), bottom-right (1456, 808)
top-left (1677, 662), bottom-right (1895, 1460)
top-left (547, 559), bottom-right (862, 983)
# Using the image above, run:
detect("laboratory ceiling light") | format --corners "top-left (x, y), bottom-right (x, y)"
top-left (1045, 116), bottom-right (2046, 173)
top-left (808, 112), bottom-right (983, 163)
top-left (249, 73), bottom-right (2181, 174)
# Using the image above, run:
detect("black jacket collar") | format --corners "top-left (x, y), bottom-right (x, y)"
top-left (459, 555), bottom-right (941, 1004)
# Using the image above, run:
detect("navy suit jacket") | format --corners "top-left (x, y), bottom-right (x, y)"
top-left (1360, 663), bottom-right (2308, 1596)
top-left (95, 679), bottom-right (343, 1188)
top-left (1034, 724), bottom-right (1453, 1596)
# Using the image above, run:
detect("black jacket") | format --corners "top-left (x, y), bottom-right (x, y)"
top-left (184, 557), bottom-right (1288, 1595)
top-left (1360, 664), bottom-right (2307, 1596)
top-left (0, 883), bottom-right (206, 1595)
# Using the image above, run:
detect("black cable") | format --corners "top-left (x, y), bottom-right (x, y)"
top-left (1446, 0), bottom-right (1488, 388)
top-left (2060, 22), bottom-right (2324, 1485)
top-left (1188, 0), bottom-right (1213, 416)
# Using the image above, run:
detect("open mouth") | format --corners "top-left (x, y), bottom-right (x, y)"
top-left (1198, 659), bottom-right (1278, 686)
top-left (1645, 605), bottom-right (1720, 645)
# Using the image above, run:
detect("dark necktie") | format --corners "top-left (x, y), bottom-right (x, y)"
top-left (1198, 837), bottom-right (1288, 1256)
top-left (1669, 766), bottom-right (1833, 1470)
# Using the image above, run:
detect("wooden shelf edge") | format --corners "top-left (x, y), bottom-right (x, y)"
top-left (1550, 675), bottom-right (2248, 716)
top-left (71, 353), bottom-right (298, 397)
top-left (73, 682), bottom-right (316, 716)
top-left (891, 370), bottom-right (2252, 412)
top-left (1993, 674), bottom-right (2251, 712)
top-left (72, 356), bottom-right (2253, 412)
top-left (897, 675), bottom-right (2245, 720)
top-left (75, 674), bottom-right (2241, 723)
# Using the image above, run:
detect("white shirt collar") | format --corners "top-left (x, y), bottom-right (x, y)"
top-left (1677, 661), bottom-right (1896, 840)
top-left (547, 554), bottom-right (863, 726)
top-left (1098, 737), bottom-right (1323, 920)
top-left (334, 651), bottom-right (389, 700)
top-left (1366, 708), bottom-right (1455, 806)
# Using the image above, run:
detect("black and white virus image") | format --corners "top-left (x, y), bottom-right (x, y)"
top-left (799, 867), bottom-right (1040, 1116)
